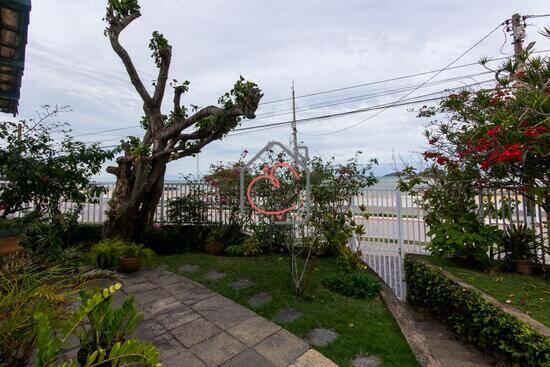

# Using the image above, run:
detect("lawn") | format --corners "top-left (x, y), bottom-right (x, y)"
top-left (423, 256), bottom-right (549, 327)
top-left (159, 253), bottom-right (419, 367)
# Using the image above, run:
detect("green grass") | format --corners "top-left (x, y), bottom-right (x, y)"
top-left (159, 253), bottom-right (419, 367)
top-left (423, 256), bottom-right (550, 327)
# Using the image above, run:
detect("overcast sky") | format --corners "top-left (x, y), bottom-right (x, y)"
top-left (10, 0), bottom-right (549, 181)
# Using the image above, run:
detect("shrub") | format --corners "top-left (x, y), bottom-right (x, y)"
top-left (500, 224), bottom-right (538, 264)
top-left (226, 235), bottom-right (262, 256)
top-left (89, 239), bottom-right (154, 270)
top-left (0, 253), bottom-right (115, 367)
top-left (34, 283), bottom-right (160, 367)
top-left (141, 224), bottom-right (211, 254)
top-left (167, 190), bottom-right (208, 224)
top-left (322, 271), bottom-right (381, 300)
top-left (405, 256), bottom-right (550, 366)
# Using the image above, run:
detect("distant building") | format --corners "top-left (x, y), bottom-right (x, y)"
top-left (0, 0), bottom-right (30, 115)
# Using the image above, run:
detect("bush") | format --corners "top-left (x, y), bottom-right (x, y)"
top-left (322, 271), bottom-right (381, 300)
top-left (167, 191), bottom-right (208, 224)
top-left (89, 239), bottom-right (154, 270)
top-left (226, 235), bottom-right (262, 256)
top-left (64, 224), bottom-right (103, 247)
top-left (405, 256), bottom-right (550, 366)
top-left (141, 224), bottom-right (211, 255)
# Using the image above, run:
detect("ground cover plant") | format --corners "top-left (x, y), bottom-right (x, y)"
top-left (423, 255), bottom-right (550, 326)
top-left (405, 256), bottom-right (550, 366)
top-left (160, 253), bottom-right (419, 367)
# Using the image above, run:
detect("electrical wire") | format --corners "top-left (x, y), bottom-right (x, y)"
top-left (302, 21), bottom-right (506, 136)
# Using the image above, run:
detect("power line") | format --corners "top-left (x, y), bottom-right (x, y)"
top-left (305, 21), bottom-right (506, 136)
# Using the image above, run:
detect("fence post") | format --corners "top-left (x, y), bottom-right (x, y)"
top-left (159, 184), bottom-right (165, 223)
top-left (396, 190), bottom-right (406, 300)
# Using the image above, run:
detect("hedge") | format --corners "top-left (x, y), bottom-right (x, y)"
top-left (404, 256), bottom-right (550, 367)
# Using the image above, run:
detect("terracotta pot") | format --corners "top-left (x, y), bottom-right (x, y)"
top-left (204, 241), bottom-right (224, 255)
top-left (513, 260), bottom-right (533, 275)
top-left (0, 236), bottom-right (24, 256)
top-left (118, 256), bottom-right (141, 273)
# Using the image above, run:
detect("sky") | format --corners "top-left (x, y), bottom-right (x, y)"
top-left (8, 0), bottom-right (550, 181)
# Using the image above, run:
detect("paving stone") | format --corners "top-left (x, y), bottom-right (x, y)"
top-left (190, 332), bottom-right (246, 367)
top-left (150, 332), bottom-right (185, 360)
top-left (205, 270), bottom-right (226, 281)
top-left (163, 280), bottom-right (196, 295)
top-left (155, 306), bottom-right (201, 330)
top-left (174, 286), bottom-right (216, 305)
top-left (153, 273), bottom-right (187, 286)
top-left (254, 329), bottom-right (309, 367)
top-left (133, 288), bottom-right (171, 305)
top-left (171, 317), bottom-right (221, 348)
top-left (290, 349), bottom-right (339, 367)
top-left (221, 348), bottom-right (277, 367)
top-left (141, 296), bottom-right (183, 317)
top-left (306, 327), bottom-right (338, 347)
top-left (274, 308), bottom-right (302, 323)
top-left (131, 319), bottom-right (167, 340)
top-left (247, 292), bottom-right (272, 308)
top-left (351, 354), bottom-right (383, 367)
top-left (163, 349), bottom-right (206, 367)
top-left (228, 316), bottom-right (281, 347)
top-left (178, 264), bottom-right (199, 273)
top-left (192, 295), bottom-right (235, 312)
top-left (230, 279), bottom-right (255, 290)
top-left (202, 304), bottom-right (257, 330)
top-left (121, 273), bottom-right (148, 286)
top-left (123, 281), bottom-right (158, 294)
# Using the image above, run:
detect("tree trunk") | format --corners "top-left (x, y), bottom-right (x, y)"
top-left (103, 160), bottom-right (167, 241)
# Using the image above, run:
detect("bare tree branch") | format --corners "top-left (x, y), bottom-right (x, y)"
top-left (107, 11), bottom-right (152, 105)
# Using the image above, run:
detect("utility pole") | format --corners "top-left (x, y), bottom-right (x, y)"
top-left (291, 82), bottom-right (298, 157)
top-left (17, 123), bottom-right (22, 142)
top-left (510, 13), bottom-right (525, 61)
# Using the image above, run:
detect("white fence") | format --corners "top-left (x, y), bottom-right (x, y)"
top-left (3, 181), bottom-right (548, 301)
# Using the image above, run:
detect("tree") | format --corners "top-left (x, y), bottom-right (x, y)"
top-left (0, 106), bottom-right (111, 221)
top-left (102, 0), bottom-right (262, 239)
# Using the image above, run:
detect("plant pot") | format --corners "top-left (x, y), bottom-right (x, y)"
top-left (204, 241), bottom-right (224, 255)
top-left (513, 260), bottom-right (533, 275)
top-left (118, 256), bottom-right (141, 273)
top-left (0, 236), bottom-right (23, 256)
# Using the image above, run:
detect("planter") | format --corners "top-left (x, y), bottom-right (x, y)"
top-left (118, 256), bottom-right (141, 273)
top-left (513, 260), bottom-right (533, 275)
top-left (204, 241), bottom-right (224, 255)
top-left (0, 236), bottom-right (23, 256)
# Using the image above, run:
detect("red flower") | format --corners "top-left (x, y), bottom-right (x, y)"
top-left (514, 70), bottom-right (526, 78)
top-left (487, 125), bottom-right (501, 137)
top-left (524, 125), bottom-right (547, 138)
top-left (436, 156), bottom-right (448, 165)
top-left (41, 175), bottom-right (50, 182)
top-left (422, 151), bottom-right (439, 160)
top-left (428, 138), bottom-right (438, 145)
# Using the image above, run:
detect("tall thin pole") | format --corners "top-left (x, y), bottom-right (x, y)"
top-left (17, 123), bottom-right (22, 142)
top-left (291, 82), bottom-right (298, 157)
top-left (511, 13), bottom-right (525, 57)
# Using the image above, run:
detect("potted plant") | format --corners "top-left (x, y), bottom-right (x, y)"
top-left (89, 239), bottom-right (155, 272)
top-left (204, 226), bottom-right (225, 255)
top-left (118, 243), bottom-right (155, 273)
top-left (0, 219), bottom-right (25, 256)
top-left (500, 224), bottom-right (538, 275)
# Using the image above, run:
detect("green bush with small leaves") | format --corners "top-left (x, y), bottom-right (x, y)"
top-left (226, 235), bottom-right (262, 257)
top-left (405, 256), bottom-right (550, 367)
top-left (322, 271), bottom-right (381, 300)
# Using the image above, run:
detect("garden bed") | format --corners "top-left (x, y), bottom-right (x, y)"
top-left (422, 256), bottom-right (549, 327)
top-left (160, 253), bottom-right (420, 367)
top-left (405, 256), bottom-right (550, 366)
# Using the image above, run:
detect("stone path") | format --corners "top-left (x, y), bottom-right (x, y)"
top-left (118, 268), bottom-right (338, 367)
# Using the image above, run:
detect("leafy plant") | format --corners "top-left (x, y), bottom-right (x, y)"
top-left (226, 235), bottom-right (262, 256)
top-left (89, 239), bottom-right (155, 269)
top-left (34, 283), bottom-right (160, 367)
top-left (0, 106), bottom-right (112, 222)
top-left (322, 271), bottom-right (381, 300)
top-left (0, 253), bottom-right (116, 367)
top-left (167, 189), bottom-right (208, 224)
top-left (500, 224), bottom-right (538, 263)
top-left (405, 256), bottom-right (550, 366)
